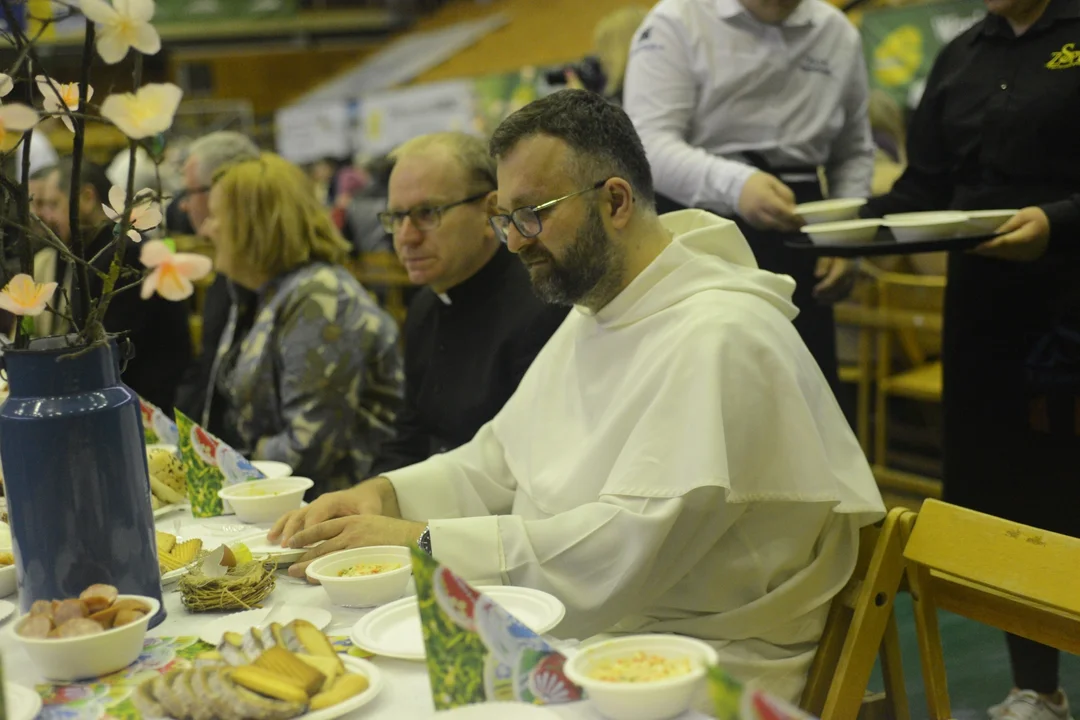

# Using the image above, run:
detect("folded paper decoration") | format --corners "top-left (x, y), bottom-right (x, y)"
top-left (410, 547), bottom-right (583, 711)
top-left (174, 409), bottom-right (264, 517)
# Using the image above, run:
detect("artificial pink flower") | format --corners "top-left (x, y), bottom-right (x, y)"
top-left (0, 274), bottom-right (57, 316)
top-left (139, 240), bottom-right (211, 301)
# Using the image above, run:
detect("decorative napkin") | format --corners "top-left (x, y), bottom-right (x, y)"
top-left (709, 666), bottom-right (818, 720)
top-left (410, 547), bottom-right (583, 711)
top-left (139, 397), bottom-right (179, 447)
top-left (174, 410), bottom-right (265, 518)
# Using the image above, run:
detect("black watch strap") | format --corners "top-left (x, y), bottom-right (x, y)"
top-left (417, 526), bottom-right (433, 556)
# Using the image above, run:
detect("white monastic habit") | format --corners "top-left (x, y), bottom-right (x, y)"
top-left (383, 209), bottom-right (885, 702)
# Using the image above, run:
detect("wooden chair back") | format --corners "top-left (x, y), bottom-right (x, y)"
top-left (801, 507), bottom-right (912, 720)
top-left (902, 499), bottom-right (1080, 719)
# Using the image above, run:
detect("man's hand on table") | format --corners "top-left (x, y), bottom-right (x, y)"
top-left (285, 515), bottom-right (428, 580)
top-left (265, 476), bottom-right (423, 580)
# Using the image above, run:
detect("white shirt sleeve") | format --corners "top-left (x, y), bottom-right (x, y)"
top-left (623, 14), bottom-right (758, 216)
top-left (823, 40), bottom-right (875, 200)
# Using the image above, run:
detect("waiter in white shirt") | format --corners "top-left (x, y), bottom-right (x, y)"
top-left (623, 0), bottom-right (874, 388)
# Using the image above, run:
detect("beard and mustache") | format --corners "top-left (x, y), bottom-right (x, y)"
top-left (517, 203), bottom-right (623, 308)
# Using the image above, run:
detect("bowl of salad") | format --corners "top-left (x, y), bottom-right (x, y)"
top-left (305, 546), bottom-right (413, 607)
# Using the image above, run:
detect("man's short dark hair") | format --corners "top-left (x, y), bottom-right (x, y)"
top-left (56, 157), bottom-right (111, 206)
top-left (489, 89), bottom-right (656, 209)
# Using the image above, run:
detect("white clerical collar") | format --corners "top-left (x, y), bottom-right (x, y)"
top-left (436, 292), bottom-right (452, 306)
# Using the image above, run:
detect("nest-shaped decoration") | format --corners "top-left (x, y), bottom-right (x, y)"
top-left (179, 559), bottom-right (277, 612)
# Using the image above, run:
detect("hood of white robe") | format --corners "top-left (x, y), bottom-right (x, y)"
top-left (584, 209), bottom-right (799, 328)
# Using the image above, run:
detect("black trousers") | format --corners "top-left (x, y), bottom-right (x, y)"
top-left (655, 184), bottom-right (839, 391)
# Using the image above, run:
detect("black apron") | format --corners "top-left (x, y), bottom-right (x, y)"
top-left (655, 155), bottom-right (838, 390)
top-left (944, 184), bottom-right (1080, 535)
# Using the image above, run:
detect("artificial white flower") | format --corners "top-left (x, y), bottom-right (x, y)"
top-left (35, 76), bottom-right (93, 133)
top-left (0, 104), bottom-right (40, 146)
top-left (99, 83), bottom-right (182, 139)
top-left (79, 0), bottom-right (161, 65)
top-left (0, 274), bottom-right (57, 317)
top-left (0, 73), bottom-right (13, 99)
top-left (102, 185), bottom-right (162, 242)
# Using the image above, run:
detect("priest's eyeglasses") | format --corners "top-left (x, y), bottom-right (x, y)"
top-left (378, 191), bottom-right (490, 234)
top-left (490, 179), bottom-right (610, 244)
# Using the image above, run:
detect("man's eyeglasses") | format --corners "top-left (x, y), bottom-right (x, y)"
top-left (378, 191), bottom-right (490, 234)
top-left (489, 179), bottom-right (609, 245)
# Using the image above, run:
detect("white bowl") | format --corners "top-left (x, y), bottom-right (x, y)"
top-left (0, 565), bottom-right (15, 598)
top-left (801, 219), bottom-right (881, 246)
top-left (795, 198), bottom-right (867, 224)
top-left (12, 594), bottom-right (159, 681)
top-left (564, 634), bottom-right (719, 720)
top-left (964, 209), bottom-right (1017, 235)
top-left (883, 211), bottom-right (969, 242)
top-left (251, 460), bottom-right (292, 478)
top-left (217, 477), bottom-right (313, 524)
top-left (306, 546), bottom-right (412, 608)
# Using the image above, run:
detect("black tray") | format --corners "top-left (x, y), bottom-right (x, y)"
top-left (785, 228), bottom-right (997, 257)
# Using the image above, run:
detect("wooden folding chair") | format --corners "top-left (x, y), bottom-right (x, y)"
top-left (902, 499), bottom-right (1080, 719)
top-left (800, 507), bottom-right (912, 720)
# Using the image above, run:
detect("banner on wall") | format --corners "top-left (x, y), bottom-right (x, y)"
top-left (355, 80), bottom-right (478, 159)
top-left (274, 100), bottom-right (353, 165)
top-left (273, 65), bottom-right (556, 163)
top-left (860, 0), bottom-right (985, 110)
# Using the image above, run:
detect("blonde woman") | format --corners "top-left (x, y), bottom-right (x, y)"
top-left (204, 153), bottom-right (403, 497)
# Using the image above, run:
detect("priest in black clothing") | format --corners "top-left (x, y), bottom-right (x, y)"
top-left (371, 133), bottom-right (567, 475)
top-left (38, 159), bottom-right (191, 413)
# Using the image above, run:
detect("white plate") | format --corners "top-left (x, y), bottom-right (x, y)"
top-left (300, 655), bottom-right (383, 720)
top-left (801, 219), bottom-right (881, 245)
top-left (351, 586), bottom-right (565, 661)
top-left (964, 209), bottom-right (1017, 234)
top-left (0, 599), bottom-right (16, 623)
top-left (252, 460), bottom-right (293, 478)
top-left (197, 604), bottom-right (333, 646)
top-left (795, 197), bottom-right (866, 223)
top-left (436, 704), bottom-right (561, 719)
top-left (153, 503), bottom-right (188, 519)
top-left (5, 682), bottom-right (42, 720)
top-left (238, 531), bottom-right (322, 563)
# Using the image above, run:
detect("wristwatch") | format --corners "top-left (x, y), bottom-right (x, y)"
top-left (417, 525), bottom-right (433, 556)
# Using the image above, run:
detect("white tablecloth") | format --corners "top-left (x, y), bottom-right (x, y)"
top-left (0, 509), bottom-right (713, 719)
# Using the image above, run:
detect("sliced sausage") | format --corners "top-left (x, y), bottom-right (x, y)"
top-left (79, 584), bottom-right (118, 613)
top-left (56, 617), bottom-right (105, 637)
top-left (52, 598), bottom-right (88, 626)
top-left (17, 614), bottom-right (52, 638)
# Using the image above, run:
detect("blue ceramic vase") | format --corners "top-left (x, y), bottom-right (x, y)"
top-left (0, 337), bottom-right (164, 627)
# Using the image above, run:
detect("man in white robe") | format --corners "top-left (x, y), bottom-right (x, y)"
top-left (270, 90), bottom-right (884, 702)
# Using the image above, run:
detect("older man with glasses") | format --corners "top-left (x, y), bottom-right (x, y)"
top-left (368, 132), bottom-right (567, 476)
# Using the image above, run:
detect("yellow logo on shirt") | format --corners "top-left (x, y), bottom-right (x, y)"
top-left (1046, 43), bottom-right (1080, 69)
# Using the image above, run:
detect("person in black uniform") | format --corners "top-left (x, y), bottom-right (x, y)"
top-left (370, 132), bottom-right (567, 475)
top-left (863, 0), bottom-right (1080, 716)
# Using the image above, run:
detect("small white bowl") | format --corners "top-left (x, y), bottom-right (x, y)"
top-left (801, 219), bottom-right (881, 245)
top-left (0, 565), bottom-right (15, 598)
top-left (883, 211), bottom-right (969, 242)
top-left (12, 594), bottom-right (159, 681)
top-left (306, 546), bottom-right (412, 608)
top-left (795, 198), bottom-right (867, 224)
top-left (564, 634), bottom-right (719, 720)
top-left (218, 477), bottom-right (314, 524)
top-left (251, 460), bottom-right (293, 478)
top-left (964, 209), bottom-right (1017, 235)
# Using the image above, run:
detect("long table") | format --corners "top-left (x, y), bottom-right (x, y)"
top-left (0, 508), bottom-right (714, 719)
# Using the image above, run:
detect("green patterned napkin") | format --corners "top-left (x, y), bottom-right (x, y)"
top-left (174, 410), bottom-right (264, 518)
